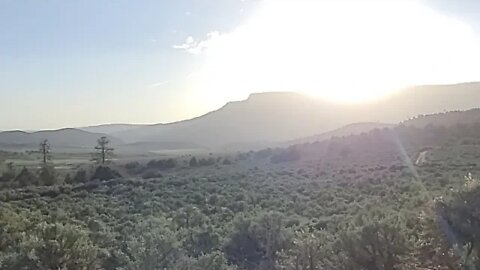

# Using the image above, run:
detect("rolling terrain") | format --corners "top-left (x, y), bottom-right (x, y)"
top-left (0, 82), bottom-right (479, 153)
top-left (0, 128), bottom-right (121, 152)
top-left (287, 122), bottom-right (394, 145)
top-left (1, 110), bottom-right (480, 269)
top-left (402, 108), bottom-right (480, 127)
top-left (111, 82), bottom-right (480, 148)
top-left (79, 124), bottom-right (146, 134)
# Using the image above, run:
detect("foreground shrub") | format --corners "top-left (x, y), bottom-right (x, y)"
top-left (442, 174), bottom-right (480, 268)
top-left (336, 214), bottom-right (410, 270)
top-left (224, 212), bottom-right (290, 270)
top-left (125, 218), bottom-right (179, 270)
top-left (15, 222), bottom-right (99, 270)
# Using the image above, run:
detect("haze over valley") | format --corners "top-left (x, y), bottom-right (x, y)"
top-left (2, 82), bottom-right (480, 153)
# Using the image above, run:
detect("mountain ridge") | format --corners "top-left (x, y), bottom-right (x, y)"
top-left (110, 82), bottom-right (480, 148)
top-left (2, 82), bottom-right (480, 151)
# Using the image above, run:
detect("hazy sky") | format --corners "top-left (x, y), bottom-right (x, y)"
top-left (1, 0), bottom-right (480, 130)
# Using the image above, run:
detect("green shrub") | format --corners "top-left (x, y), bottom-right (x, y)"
top-left (16, 222), bottom-right (100, 270)
top-left (90, 166), bottom-right (122, 181)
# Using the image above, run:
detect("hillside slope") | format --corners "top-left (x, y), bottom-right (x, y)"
top-left (0, 128), bottom-right (121, 151)
top-left (287, 122), bottom-right (394, 145)
top-left (114, 92), bottom-right (358, 147)
top-left (79, 124), bottom-right (145, 134)
top-left (402, 108), bottom-right (480, 128)
top-left (113, 82), bottom-right (480, 148)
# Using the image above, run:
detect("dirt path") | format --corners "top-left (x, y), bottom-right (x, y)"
top-left (415, 151), bottom-right (428, 166)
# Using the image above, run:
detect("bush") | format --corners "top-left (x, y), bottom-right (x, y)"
top-left (224, 213), bottom-right (290, 270)
top-left (183, 228), bottom-right (220, 257)
top-left (125, 218), bottom-right (179, 270)
top-left (189, 157), bottom-right (198, 167)
top-left (337, 218), bottom-right (409, 270)
top-left (0, 162), bottom-right (15, 183)
top-left (38, 166), bottom-right (57, 186)
top-left (278, 230), bottom-right (333, 270)
top-left (14, 167), bottom-right (36, 187)
top-left (224, 219), bottom-right (263, 270)
top-left (142, 170), bottom-right (163, 179)
top-left (16, 222), bottom-right (100, 270)
top-left (64, 173), bottom-right (73, 184)
top-left (90, 166), bottom-right (122, 181)
top-left (442, 176), bottom-right (480, 268)
top-left (147, 158), bottom-right (177, 170)
top-left (124, 161), bottom-right (144, 174)
top-left (73, 169), bottom-right (88, 183)
top-left (198, 158), bottom-right (215, 166)
top-left (254, 148), bottom-right (273, 159)
top-left (270, 147), bottom-right (301, 163)
top-left (173, 252), bottom-right (231, 270)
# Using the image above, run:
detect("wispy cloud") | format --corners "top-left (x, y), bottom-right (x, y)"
top-left (172, 32), bottom-right (221, 55)
top-left (147, 80), bottom-right (170, 88)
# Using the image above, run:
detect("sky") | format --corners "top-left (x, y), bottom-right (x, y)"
top-left (1, 0), bottom-right (480, 130)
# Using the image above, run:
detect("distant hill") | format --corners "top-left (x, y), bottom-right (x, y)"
top-left (289, 108), bottom-right (480, 147)
top-left (118, 141), bottom-right (205, 154)
top-left (79, 124), bottom-right (145, 134)
top-left (402, 109), bottom-right (480, 128)
top-left (382, 82), bottom-right (480, 120)
top-left (3, 82), bottom-right (480, 151)
top-left (0, 128), bottom-right (121, 151)
top-left (287, 122), bottom-right (394, 145)
top-left (113, 92), bottom-right (353, 148)
top-left (112, 82), bottom-right (480, 148)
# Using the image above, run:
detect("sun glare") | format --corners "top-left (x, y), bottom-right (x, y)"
top-left (188, 0), bottom-right (480, 105)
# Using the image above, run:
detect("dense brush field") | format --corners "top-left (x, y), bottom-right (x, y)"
top-left (2, 123), bottom-right (480, 269)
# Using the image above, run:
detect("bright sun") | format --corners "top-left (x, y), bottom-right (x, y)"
top-left (187, 0), bottom-right (480, 105)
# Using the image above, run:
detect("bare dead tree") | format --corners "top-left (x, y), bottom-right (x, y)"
top-left (94, 136), bottom-right (114, 165)
top-left (39, 139), bottom-right (51, 166)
